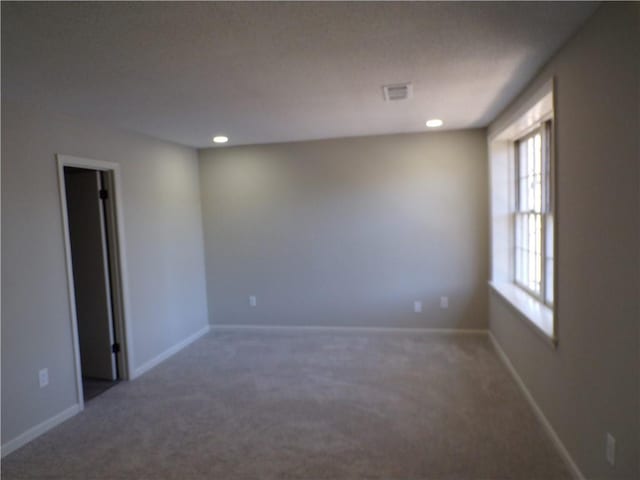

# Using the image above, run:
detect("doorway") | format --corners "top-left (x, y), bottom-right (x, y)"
top-left (58, 155), bottom-right (131, 407)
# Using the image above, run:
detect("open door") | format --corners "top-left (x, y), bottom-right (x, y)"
top-left (64, 167), bottom-right (118, 384)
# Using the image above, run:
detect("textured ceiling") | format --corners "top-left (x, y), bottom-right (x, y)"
top-left (2, 2), bottom-right (597, 148)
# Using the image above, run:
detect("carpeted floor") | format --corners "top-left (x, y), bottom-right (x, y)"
top-left (2, 330), bottom-right (572, 479)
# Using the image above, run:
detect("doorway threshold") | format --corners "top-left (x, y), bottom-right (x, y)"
top-left (82, 377), bottom-right (119, 402)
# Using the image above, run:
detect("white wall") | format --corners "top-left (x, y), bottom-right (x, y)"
top-left (488, 4), bottom-right (639, 479)
top-left (199, 130), bottom-right (489, 330)
top-left (1, 101), bottom-right (209, 448)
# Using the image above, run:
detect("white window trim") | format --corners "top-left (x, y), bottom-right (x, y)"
top-left (489, 79), bottom-right (557, 346)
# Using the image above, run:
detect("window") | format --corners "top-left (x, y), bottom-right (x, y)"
top-left (514, 121), bottom-right (553, 306)
top-left (488, 79), bottom-right (556, 343)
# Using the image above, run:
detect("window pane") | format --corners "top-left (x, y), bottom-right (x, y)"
top-left (528, 214), bottom-right (534, 291)
top-left (523, 245), bottom-right (528, 288)
top-left (546, 214), bottom-right (554, 259)
top-left (536, 214), bottom-right (542, 294)
top-left (528, 175), bottom-right (534, 212)
top-left (515, 212), bottom-right (542, 295)
top-left (534, 134), bottom-right (541, 175)
top-left (527, 138), bottom-right (534, 177)
top-left (546, 258), bottom-right (554, 304)
top-left (545, 214), bottom-right (554, 305)
top-left (520, 178), bottom-right (528, 211)
top-left (528, 246), bottom-right (535, 290)
top-left (528, 213), bottom-right (535, 252)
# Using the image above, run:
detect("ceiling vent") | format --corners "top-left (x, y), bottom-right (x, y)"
top-left (382, 83), bottom-right (413, 102)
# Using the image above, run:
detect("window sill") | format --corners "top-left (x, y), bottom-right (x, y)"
top-left (489, 281), bottom-right (557, 348)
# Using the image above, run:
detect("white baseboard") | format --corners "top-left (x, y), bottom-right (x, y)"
top-left (132, 324), bottom-right (210, 379)
top-left (1, 403), bottom-right (81, 458)
top-left (211, 324), bottom-right (488, 335)
top-left (488, 332), bottom-right (585, 480)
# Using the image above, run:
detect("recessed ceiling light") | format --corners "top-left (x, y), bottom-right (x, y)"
top-left (212, 135), bottom-right (229, 144)
top-left (426, 119), bottom-right (443, 128)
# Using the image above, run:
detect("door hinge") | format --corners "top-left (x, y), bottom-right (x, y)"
top-left (99, 189), bottom-right (109, 200)
top-left (112, 343), bottom-right (120, 354)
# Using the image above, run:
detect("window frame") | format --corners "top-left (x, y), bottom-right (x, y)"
top-left (512, 120), bottom-right (554, 308)
top-left (487, 78), bottom-right (557, 346)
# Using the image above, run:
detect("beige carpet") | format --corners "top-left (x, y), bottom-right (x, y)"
top-left (2, 330), bottom-right (572, 479)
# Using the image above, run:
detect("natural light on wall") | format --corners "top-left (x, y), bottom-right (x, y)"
top-left (488, 79), bottom-right (556, 343)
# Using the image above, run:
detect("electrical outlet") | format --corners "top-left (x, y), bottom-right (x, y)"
top-left (414, 301), bottom-right (422, 313)
top-left (249, 295), bottom-right (257, 307)
top-left (39, 368), bottom-right (49, 388)
top-left (440, 296), bottom-right (449, 309)
top-left (606, 433), bottom-right (615, 465)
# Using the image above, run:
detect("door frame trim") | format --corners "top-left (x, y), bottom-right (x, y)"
top-left (57, 154), bottom-right (134, 409)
